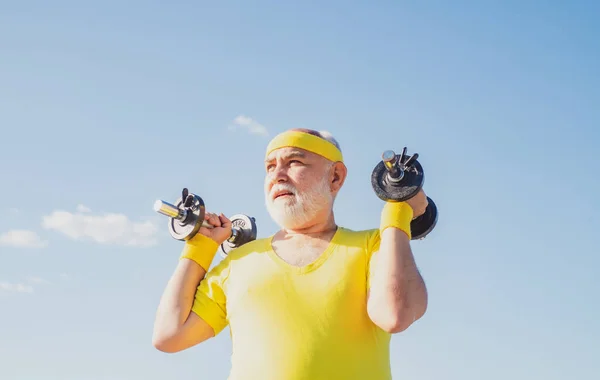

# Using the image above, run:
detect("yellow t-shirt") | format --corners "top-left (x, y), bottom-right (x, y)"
top-left (191, 227), bottom-right (392, 380)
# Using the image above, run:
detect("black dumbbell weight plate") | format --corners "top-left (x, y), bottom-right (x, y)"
top-left (168, 194), bottom-right (206, 240)
top-left (410, 197), bottom-right (438, 240)
top-left (371, 157), bottom-right (424, 202)
top-left (220, 214), bottom-right (258, 256)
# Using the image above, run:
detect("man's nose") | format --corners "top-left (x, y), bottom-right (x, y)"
top-left (271, 166), bottom-right (288, 183)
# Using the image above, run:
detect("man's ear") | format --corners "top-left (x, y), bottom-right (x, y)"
top-left (330, 162), bottom-right (347, 191)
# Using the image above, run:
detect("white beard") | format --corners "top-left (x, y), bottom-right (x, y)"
top-left (265, 176), bottom-right (333, 230)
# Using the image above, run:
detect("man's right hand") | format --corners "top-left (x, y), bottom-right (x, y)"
top-left (198, 212), bottom-right (233, 245)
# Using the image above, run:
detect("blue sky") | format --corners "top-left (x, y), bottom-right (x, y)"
top-left (1, 1), bottom-right (598, 379)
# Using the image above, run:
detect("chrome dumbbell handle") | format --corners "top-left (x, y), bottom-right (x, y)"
top-left (381, 148), bottom-right (420, 182)
top-left (153, 199), bottom-right (245, 244)
top-left (153, 200), bottom-right (214, 229)
top-left (381, 150), bottom-right (403, 181)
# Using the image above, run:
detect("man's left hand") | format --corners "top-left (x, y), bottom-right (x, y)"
top-left (406, 189), bottom-right (428, 218)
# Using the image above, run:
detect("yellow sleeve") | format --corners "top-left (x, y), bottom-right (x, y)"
top-left (191, 256), bottom-right (231, 336)
top-left (365, 229), bottom-right (381, 290)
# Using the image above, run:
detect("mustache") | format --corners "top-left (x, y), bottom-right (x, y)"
top-left (270, 184), bottom-right (297, 196)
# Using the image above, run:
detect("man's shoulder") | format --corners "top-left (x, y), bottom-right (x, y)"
top-left (336, 226), bottom-right (381, 250)
top-left (338, 226), bottom-right (380, 240)
top-left (221, 236), bottom-right (272, 260)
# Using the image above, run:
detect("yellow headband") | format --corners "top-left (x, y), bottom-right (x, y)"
top-left (265, 130), bottom-right (344, 163)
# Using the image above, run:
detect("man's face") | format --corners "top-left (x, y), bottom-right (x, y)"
top-left (264, 147), bottom-right (335, 229)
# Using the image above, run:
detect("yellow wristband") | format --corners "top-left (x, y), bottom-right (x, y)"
top-left (179, 234), bottom-right (220, 271)
top-left (380, 201), bottom-right (414, 239)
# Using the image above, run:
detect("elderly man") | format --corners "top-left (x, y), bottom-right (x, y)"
top-left (153, 128), bottom-right (429, 379)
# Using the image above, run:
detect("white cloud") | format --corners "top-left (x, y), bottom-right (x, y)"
top-left (41, 206), bottom-right (159, 247)
top-left (0, 230), bottom-right (48, 248)
top-left (0, 281), bottom-right (34, 294)
top-left (25, 276), bottom-right (50, 285)
top-left (76, 204), bottom-right (91, 213)
top-left (229, 115), bottom-right (269, 136)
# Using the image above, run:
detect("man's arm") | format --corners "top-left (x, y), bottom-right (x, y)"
top-left (153, 213), bottom-right (232, 353)
top-left (152, 258), bottom-right (215, 353)
top-left (367, 227), bottom-right (428, 333)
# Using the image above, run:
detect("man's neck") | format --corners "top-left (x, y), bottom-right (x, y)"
top-left (278, 213), bottom-right (338, 240)
top-left (270, 213), bottom-right (338, 266)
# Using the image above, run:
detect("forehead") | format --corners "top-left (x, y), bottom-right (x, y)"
top-left (264, 147), bottom-right (316, 162)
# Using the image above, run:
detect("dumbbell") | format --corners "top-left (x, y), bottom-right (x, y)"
top-left (371, 148), bottom-right (438, 240)
top-left (153, 187), bottom-right (258, 256)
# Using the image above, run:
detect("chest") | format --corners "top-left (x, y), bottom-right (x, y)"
top-left (225, 247), bottom-right (370, 323)
top-left (271, 239), bottom-right (330, 267)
